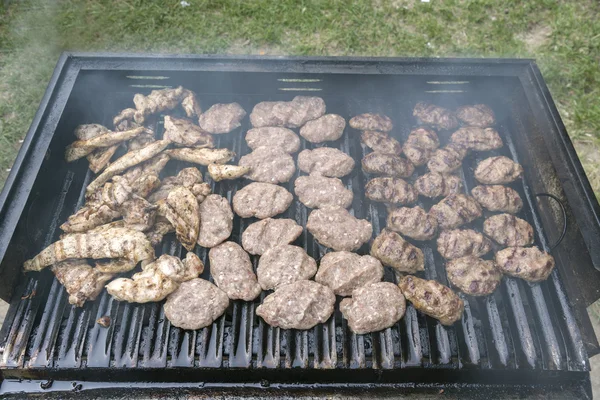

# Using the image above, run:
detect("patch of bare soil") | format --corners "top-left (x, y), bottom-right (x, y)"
top-left (518, 25), bottom-right (552, 52)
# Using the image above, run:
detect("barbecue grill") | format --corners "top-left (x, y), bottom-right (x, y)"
top-left (1, 54), bottom-right (600, 399)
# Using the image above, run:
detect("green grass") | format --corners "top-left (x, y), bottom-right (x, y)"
top-left (1, 0), bottom-right (600, 191)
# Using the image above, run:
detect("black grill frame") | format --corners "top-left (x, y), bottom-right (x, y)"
top-left (0, 54), bottom-right (599, 398)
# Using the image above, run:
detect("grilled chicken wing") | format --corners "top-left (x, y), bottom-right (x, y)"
top-left (208, 241), bottom-right (262, 301)
top-left (299, 114), bottom-right (346, 143)
top-left (365, 177), bottom-right (418, 205)
top-left (387, 206), bottom-right (438, 241)
top-left (297, 147), bottom-right (355, 178)
top-left (245, 127), bottom-right (300, 154)
top-left (436, 229), bottom-right (492, 260)
top-left (65, 127), bottom-right (147, 162)
top-left (294, 175), bottom-right (353, 209)
top-left (315, 251), bottom-right (383, 296)
top-left (370, 229), bottom-right (424, 274)
top-left (158, 186), bottom-right (200, 251)
top-left (165, 147), bottom-right (235, 166)
top-left (474, 156), bottom-right (523, 184)
top-left (450, 127), bottom-right (502, 151)
top-left (238, 146), bottom-right (296, 184)
top-left (198, 102), bottom-right (247, 134)
top-left (207, 164), bottom-right (250, 182)
top-left (133, 86), bottom-right (187, 124)
top-left (360, 130), bottom-right (402, 155)
top-left (233, 182), bottom-right (293, 219)
top-left (51, 260), bottom-right (114, 307)
top-left (471, 185), bottom-right (523, 214)
top-left (414, 172), bottom-right (463, 198)
top-left (495, 246), bottom-right (555, 282)
top-left (429, 194), bottom-right (482, 229)
top-left (361, 153), bottom-right (414, 177)
top-left (349, 113), bottom-right (393, 132)
top-left (455, 104), bottom-right (495, 127)
top-left (483, 214), bottom-right (533, 247)
top-left (413, 102), bottom-right (458, 130)
top-left (257, 245), bottom-right (318, 291)
top-left (403, 127), bottom-right (440, 166)
top-left (427, 143), bottom-right (467, 174)
top-left (445, 256), bottom-right (502, 296)
top-left (163, 116), bottom-right (214, 148)
top-left (307, 208), bottom-right (372, 252)
top-left (250, 96), bottom-right (326, 128)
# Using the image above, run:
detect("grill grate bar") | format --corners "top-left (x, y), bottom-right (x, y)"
top-left (86, 292), bottom-right (117, 367)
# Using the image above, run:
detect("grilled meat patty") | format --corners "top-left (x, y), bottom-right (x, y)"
top-left (256, 280), bottom-right (335, 330)
top-left (315, 251), bottom-right (383, 296)
top-left (365, 177), bottom-right (418, 205)
top-left (427, 143), bottom-right (468, 174)
top-left (403, 127), bottom-right (440, 166)
top-left (474, 156), bottom-right (523, 184)
top-left (238, 146), bottom-right (296, 184)
top-left (257, 245), bottom-right (317, 291)
top-left (445, 256), bottom-right (502, 296)
top-left (294, 175), bottom-right (353, 209)
top-left (413, 102), bottom-right (458, 130)
top-left (208, 241), bottom-right (262, 301)
top-left (495, 246), bottom-right (555, 282)
top-left (297, 147), bottom-right (355, 178)
top-left (299, 114), bottom-right (346, 143)
top-left (349, 113), bottom-right (393, 132)
top-left (398, 275), bottom-right (464, 326)
top-left (471, 185), bottom-right (523, 214)
top-left (450, 127), bottom-right (503, 151)
top-left (198, 102), bottom-right (246, 134)
top-left (429, 194), bottom-right (482, 229)
top-left (306, 207), bottom-right (372, 251)
top-left (233, 182), bottom-right (293, 219)
top-left (387, 206), bottom-right (438, 241)
top-left (340, 282), bottom-right (406, 334)
top-left (414, 172), bottom-right (463, 198)
top-left (361, 153), bottom-right (415, 177)
top-left (437, 229), bottom-right (492, 260)
top-left (245, 127), bottom-right (300, 154)
top-left (370, 229), bottom-right (425, 274)
top-left (242, 218), bottom-right (303, 255)
top-left (455, 104), bottom-right (495, 127)
top-left (197, 194), bottom-right (233, 248)
top-left (360, 130), bottom-right (402, 155)
top-left (483, 214), bottom-right (534, 247)
top-left (250, 96), bottom-right (326, 128)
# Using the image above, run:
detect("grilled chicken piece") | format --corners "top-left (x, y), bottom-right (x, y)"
top-left (315, 251), bottom-right (383, 296)
top-left (294, 175), bottom-right (353, 209)
top-left (158, 186), bottom-right (200, 251)
top-left (165, 147), bottom-right (235, 166)
top-left (95, 258), bottom-right (137, 273)
top-left (299, 114), bottom-right (346, 143)
top-left (197, 194), bottom-right (233, 248)
top-left (239, 146), bottom-right (296, 184)
top-left (24, 228), bottom-right (154, 272)
top-left (297, 147), bottom-right (355, 178)
top-left (181, 90), bottom-right (202, 118)
top-left (349, 113), bottom-right (393, 132)
top-left (65, 127), bottom-right (147, 162)
top-left (365, 177), bottom-right (418, 205)
top-left (207, 164), bottom-right (250, 182)
top-left (133, 86), bottom-right (187, 124)
top-left (340, 282), bottom-right (406, 334)
top-left (242, 218), bottom-right (303, 255)
top-left (427, 143), bottom-right (468, 174)
top-left (413, 102), bottom-right (458, 130)
top-left (474, 156), bottom-right (523, 184)
top-left (403, 127), bottom-right (440, 166)
top-left (164, 278), bottom-right (229, 330)
top-left (51, 260), bottom-right (114, 307)
top-left (147, 167), bottom-right (206, 204)
top-left (198, 102), bottom-right (247, 134)
top-left (121, 153), bottom-right (170, 197)
top-left (360, 130), bottom-right (402, 155)
top-left (120, 196), bottom-right (158, 231)
top-left (471, 185), bottom-right (523, 214)
top-left (87, 145), bottom-right (119, 174)
top-left (106, 267), bottom-right (178, 303)
top-left (450, 127), bottom-right (502, 151)
top-left (146, 220), bottom-right (174, 247)
top-left (437, 229), bottom-right (492, 260)
top-left (74, 124), bottom-right (109, 140)
top-left (455, 104), bottom-right (495, 127)
top-left (250, 96), bottom-right (326, 128)
top-left (256, 280), bottom-right (335, 330)
top-left (307, 208), bottom-right (372, 252)
top-left (483, 214), bottom-right (533, 247)
top-left (371, 229), bottom-right (424, 274)
top-left (387, 206), bottom-right (438, 241)
top-left (495, 246), bottom-right (555, 282)
top-left (163, 116), bottom-right (214, 148)
top-left (414, 172), bottom-right (463, 198)
top-left (398, 275), bottom-right (464, 326)
top-left (208, 241), bottom-right (262, 301)
top-left (233, 182), bottom-right (293, 219)
top-left (429, 194), bottom-right (482, 229)
top-left (446, 256), bottom-right (502, 296)
top-left (245, 127), bottom-right (300, 154)
top-left (257, 245), bottom-right (318, 291)
top-left (60, 204), bottom-right (121, 233)
top-left (86, 140), bottom-right (171, 194)
top-left (145, 253), bottom-right (204, 283)
top-left (113, 109), bottom-right (137, 131)
top-left (362, 153), bottom-right (414, 178)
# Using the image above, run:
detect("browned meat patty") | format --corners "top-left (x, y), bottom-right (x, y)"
top-left (257, 244), bottom-right (317, 290)
top-left (455, 104), bottom-right (495, 127)
top-left (414, 172), bottom-right (463, 198)
top-left (349, 113), bottom-right (393, 132)
top-left (294, 175), bottom-right (353, 209)
top-left (198, 102), bottom-right (246, 134)
top-left (429, 194), bottom-right (482, 229)
top-left (245, 127), bottom-right (300, 154)
top-left (297, 147), bottom-right (355, 178)
top-left (471, 185), bottom-right (523, 214)
top-left (398, 275), bottom-right (464, 326)
top-left (299, 114), bottom-right (346, 143)
top-left (340, 282), bottom-right (406, 334)
top-left (387, 206), bottom-right (438, 241)
top-left (437, 229), bottom-right (492, 260)
top-left (242, 218), bottom-right (303, 255)
top-left (427, 143), bottom-right (467, 174)
top-left (163, 278), bottom-right (229, 330)
top-left (208, 241), bottom-right (262, 301)
top-left (238, 146), bottom-right (296, 184)
top-left (483, 214), bottom-right (533, 247)
top-left (365, 177), bottom-right (418, 205)
top-left (232, 182), bottom-right (293, 219)
top-left (413, 102), bottom-right (458, 130)
top-left (197, 194), bottom-right (233, 248)
top-left (450, 127), bottom-right (503, 151)
top-left (474, 156), bottom-right (523, 184)
top-left (446, 256), bottom-right (502, 296)
top-left (403, 127), bottom-right (440, 166)
top-left (495, 246), bottom-right (555, 282)
top-left (306, 207), bottom-right (372, 251)
top-left (256, 280), bottom-right (335, 330)
top-left (360, 131), bottom-right (402, 155)
top-left (315, 251), bottom-right (383, 296)
top-left (370, 229), bottom-right (424, 274)
top-left (249, 96), bottom-right (326, 128)
top-left (361, 152), bottom-right (414, 177)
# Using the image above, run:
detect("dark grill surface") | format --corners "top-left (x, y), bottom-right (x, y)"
top-left (0, 55), bottom-right (597, 398)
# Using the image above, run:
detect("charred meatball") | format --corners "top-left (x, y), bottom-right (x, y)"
top-left (483, 214), bottom-right (533, 247)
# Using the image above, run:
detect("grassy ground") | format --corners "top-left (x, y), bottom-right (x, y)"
top-left (0, 0), bottom-right (599, 190)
